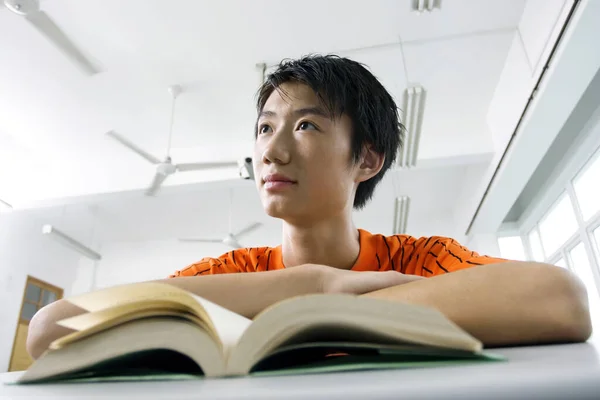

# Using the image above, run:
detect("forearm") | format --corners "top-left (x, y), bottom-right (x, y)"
top-left (162, 265), bottom-right (325, 318)
top-left (363, 262), bottom-right (592, 347)
top-left (27, 265), bottom-right (325, 359)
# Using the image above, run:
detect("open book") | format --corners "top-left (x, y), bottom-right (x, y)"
top-left (17, 282), bottom-right (501, 383)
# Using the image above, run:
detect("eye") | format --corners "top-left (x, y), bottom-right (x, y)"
top-left (298, 121), bottom-right (318, 131)
top-left (258, 124), bottom-right (272, 135)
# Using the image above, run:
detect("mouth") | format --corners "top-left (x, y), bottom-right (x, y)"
top-left (263, 174), bottom-right (297, 191)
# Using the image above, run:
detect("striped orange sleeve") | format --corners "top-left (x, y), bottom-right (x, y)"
top-left (168, 249), bottom-right (252, 278)
top-left (246, 247), bottom-right (275, 272)
top-left (400, 236), bottom-right (508, 277)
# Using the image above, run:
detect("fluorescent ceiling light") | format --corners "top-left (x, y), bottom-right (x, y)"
top-left (397, 86), bottom-right (426, 169)
top-left (42, 224), bottom-right (102, 260)
top-left (257, 62), bottom-right (279, 84)
top-left (412, 0), bottom-right (441, 13)
top-left (393, 196), bottom-right (410, 235)
top-left (257, 63), bottom-right (267, 84)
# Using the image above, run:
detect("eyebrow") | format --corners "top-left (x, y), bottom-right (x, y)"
top-left (258, 106), bottom-right (330, 120)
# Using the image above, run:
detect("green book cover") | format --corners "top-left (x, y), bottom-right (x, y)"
top-left (10, 343), bottom-right (505, 385)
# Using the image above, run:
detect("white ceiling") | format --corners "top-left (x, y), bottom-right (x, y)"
top-left (0, 0), bottom-right (526, 206)
top-left (6, 0), bottom-right (576, 250)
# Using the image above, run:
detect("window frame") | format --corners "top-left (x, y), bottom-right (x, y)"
top-left (588, 216), bottom-right (600, 271)
top-left (501, 142), bottom-right (600, 295)
top-left (536, 191), bottom-right (579, 260)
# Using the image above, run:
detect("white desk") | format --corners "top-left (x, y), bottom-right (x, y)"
top-left (1, 343), bottom-right (599, 399)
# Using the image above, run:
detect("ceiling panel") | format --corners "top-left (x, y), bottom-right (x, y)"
top-left (397, 0), bottom-right (526, 42)
top-left (402, 30), bottom-right (514, 159)
top-left (339, 44), bottom-right (408, 109)
top-left (34, 0), bottom-right (405, 70)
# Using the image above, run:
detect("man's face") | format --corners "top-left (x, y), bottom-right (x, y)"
top-left (253, 82), bottom-right (358, 224)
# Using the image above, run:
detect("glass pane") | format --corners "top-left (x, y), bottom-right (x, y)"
top-left (594, 226), bottom-right (600, 256)
top-left (570, 243), bottom-right (600, 338)
top-left (497, 236), bottom-right (526, 261)
top-left (538, 194), bottom-right (578, 257)
top-left (41, 290), bottom-right (57, 306)
top-left (20, 302), bottom-right (38, 322)
top-left (554, 258), bottom-right (568, 269)
top-left (528, 228), bottom-right (545, 262)
top-left (573, 151), bottom-right (600, 221)
top-left (24, 283), bottom-right (41, 303)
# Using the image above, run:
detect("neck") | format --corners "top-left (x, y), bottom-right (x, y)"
top-left (281, 215), bottom-right (360, 270)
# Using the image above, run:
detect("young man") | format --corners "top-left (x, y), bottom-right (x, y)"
top-left (27, 55), bottom-right (591, 359)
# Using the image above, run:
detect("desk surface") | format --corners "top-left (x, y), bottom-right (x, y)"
top-left (1, 343), bottom-right (599, 399)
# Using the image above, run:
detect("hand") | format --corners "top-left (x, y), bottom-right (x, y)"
top-left (315, 264), bottom-right (424, 295)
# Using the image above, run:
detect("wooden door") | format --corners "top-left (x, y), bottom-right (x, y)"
top-left (9, 276), bottom-right (63, 371)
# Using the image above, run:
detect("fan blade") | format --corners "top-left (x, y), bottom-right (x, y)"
top-left (106, 131), bottom-right (161, 165)
top-left (178, 238), bottom-right (223, 243)
top-left (145, 172), bottom-right (168, 197)
top-left (234, 222), bottom-right (262, 239)
top-left (0, 198), bottom-right (13, 210)
top-left (227, 240), bottom-right (243, 249)
top-left (24, 11), bottom-right (99, 75)
top-left (176, 161), bottom-right (238, 172)
top-left (223, 235), bottom-right (243, 249)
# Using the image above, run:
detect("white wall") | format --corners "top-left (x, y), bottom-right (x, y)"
top-left (487, 0), bottom-right (570, 153)
top-left (0, 211), bottom-right (82, 372)
top-left (89, 226), bottom-right (283, 290)
top-left (90, 205), bottom-right (479, 291)
top-left (70, 258), bottom-right (99, 296)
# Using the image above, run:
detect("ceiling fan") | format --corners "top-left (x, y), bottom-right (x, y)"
top-left (178, 190), bottom-right (262, 249)
top-left (2, 0), bottom-right (99, 75)
top-left (0, 197), bottom-right (12, 211)
top-left (106, 85), bottom-right (240, 197)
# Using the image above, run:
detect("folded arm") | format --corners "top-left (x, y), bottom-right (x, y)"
top-left (363, 262), bottom-right (592, 346)
top-left (26, 265), bottom-right (325, 360)
top-left (28, 259), bottom-right (589, 359)
top-left (26, 264), bottom-right (416, 359)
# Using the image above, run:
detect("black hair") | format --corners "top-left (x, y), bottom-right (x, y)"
top-left (255, 54), bottom-right (404, 210)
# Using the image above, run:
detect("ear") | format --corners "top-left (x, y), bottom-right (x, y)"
top-left (355, 144), bottom-right (385, 183)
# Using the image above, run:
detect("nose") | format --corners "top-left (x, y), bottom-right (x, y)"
top-left (260, 127), bottom-right (292, 165)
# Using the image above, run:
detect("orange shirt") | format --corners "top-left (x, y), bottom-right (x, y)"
top-left (169, 229), bottom-right (506, 278)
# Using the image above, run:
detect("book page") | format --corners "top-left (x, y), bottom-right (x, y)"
top-left (189, 294), bottom-right (252, 356)
top-left (61, 282), bottom-right (251, 353)
top-left (57, 302), bottom-right (209, 332)
top-left (228, 294), bottom-right (482, 374)
top-left (51, 300), bottom-right (215, 350)
top-left (51, 309), bottom-right (200, 350)
top-left (65, 282), bottom-right (206, 315)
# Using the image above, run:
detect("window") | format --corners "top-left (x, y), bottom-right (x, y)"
top-left (538, 193), bottom-right (578, 258)
top-left (569, 243), bottom-right (600, 335)
top-left (554, 258), bottom-right (568, 269)
top-left (573, 151), bottom-right (600, 221)
top-left (516, 131), bottom-right (600, 340)
top-left (570, 243), bottom-right (599, 297)
top-left (18, 277), bottom-right (62, 324)
top-left (497, 236), bottom-right (526, 261)
top-left (528, 228), bottom-right (545, 262)
top-left (10, 277), bottom-right (63, 373)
